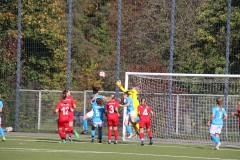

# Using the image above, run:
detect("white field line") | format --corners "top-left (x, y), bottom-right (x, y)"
top-left (0, 147), bottom-right (239, 160)
top-left (5, 138), bottom-right (240, 152)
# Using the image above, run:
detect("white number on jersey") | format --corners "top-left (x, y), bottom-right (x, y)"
top-left (109, 105), bottom-right (114, 113)
top-left (218, 112), bottom-right (222, 119)
top-left (95, 109), bottom-right (100, 117)
top-left (61, 107), bottom-right (69, 115)
top-left (142, 108), bottom-right (148, 115)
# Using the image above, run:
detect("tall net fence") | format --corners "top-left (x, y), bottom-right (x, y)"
top-left (13, 90), bottom-right (124, 136)
top-left (124, 73), bottom-right (240, 146)
top-left (15, 90), bottom-right (84, 132)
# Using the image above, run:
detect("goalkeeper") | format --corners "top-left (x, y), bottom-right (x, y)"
top-left (116, 80), bottom-right (140, 135)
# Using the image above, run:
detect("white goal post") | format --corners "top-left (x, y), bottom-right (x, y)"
top-left (122, 72), bottom-right (240, 146)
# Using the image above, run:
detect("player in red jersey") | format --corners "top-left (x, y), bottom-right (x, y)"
top-left (105, 94), bottom-right (120, 144)
top-left (231, 99), bottom-right (240, 129)
top-left (66, 90), bottom-right (79, 142)
top-left (138, 97), bottom-right (154, 146)
top-left (54, 90), bottom-right (74, 144)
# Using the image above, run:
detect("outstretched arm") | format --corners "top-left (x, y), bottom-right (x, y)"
top-left (116, 81), bottom-right (128, 93)
top-left (231, 112), bottom-right (239, 117)
top-left (119, 102), bottom-right (130, 108)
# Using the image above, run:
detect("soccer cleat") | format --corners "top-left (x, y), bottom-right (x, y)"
top-left (98, 139), bottom-right (102, 143)
top-left (141, 141), bottom-right (144, 146)
top-left (215, 142), bottom-right (221, 150)
top-left (108, 141), bottom-right (111, 144)
top-left (114, 141), bottom-right (118, 144)
top-left (68, 136), bottom-right (73, 142)
top-left (59, 140), bottom-right (66, 144)
top-left (2, 137), bottom-right (6, 142)
top-left (74, 130), bottom-right (79, 138)
top-left (149, 141), bottom-right (153, 145)
top-left (128, 133), bottom-right (134, 139)
top-left (91, 139), bottom-right (94, 143)
top-left (81, 130), bottom-right (88, 134)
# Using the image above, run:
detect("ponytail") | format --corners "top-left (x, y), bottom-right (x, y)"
top-left (216, 98), bottom-right (222, 111)
top-left (61, 90), bottom-right (67, 101)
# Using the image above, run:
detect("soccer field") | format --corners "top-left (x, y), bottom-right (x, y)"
top-left (0, 132), bottom-right (239, 160)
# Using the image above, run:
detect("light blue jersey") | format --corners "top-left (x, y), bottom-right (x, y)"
top-left (211, 106), bottom-right (226, 125)
top-left (125, 97), bottom-right (134, 113)
top-left (0, 101), bottom-right (3, 109)
top-left (91, 94), bottom-right (104, 106)
top-left (92, 104), bottom-right (105, 122)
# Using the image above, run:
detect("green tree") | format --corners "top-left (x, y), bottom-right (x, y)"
top-left (193, 0), bottom-right (240, 74)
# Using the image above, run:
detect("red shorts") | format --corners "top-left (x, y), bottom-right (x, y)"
top-left (107, 115), bottom-right (119, 126)
top-left (58, 117), bottom-right (69, 128)
top-left (68, 112), bottom-right (74, 122)
top-left (139, 118), bottom-right (151, 128)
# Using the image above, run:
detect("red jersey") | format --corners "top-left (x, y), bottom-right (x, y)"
top-left (56, 100), bottom-right (72, 119)
top-left (66, 96), bottom-right (75, 120)
top-left (106, 100), bottom-right (119, 126)
top-left (238, 108), bottom-right (240, 128)
top-left (56, 100), bottom-right (72, 128)
top-left (138, 105), bottom-right (152, 128)
top-left (106, 100), bottom-right (119, 117)
top-left (138, 105), bottom-right (152, 119)
top-left (237, 108), bottom-right (240, 117)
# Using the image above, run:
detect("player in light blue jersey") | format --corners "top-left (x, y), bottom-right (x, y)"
top-left (0, 94), bottom-right (5, 142)
top-left (81, 84), bottom-right (110, 134)
top-left (91, 98), bottom-right (105, 143)
top-left (207, 98), bottom-right (227, 150)
top-left (120, 92), bottom-right (139, 139)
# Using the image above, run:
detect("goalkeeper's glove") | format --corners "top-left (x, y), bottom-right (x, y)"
top-left (116, 80), bottom-right (121, 87)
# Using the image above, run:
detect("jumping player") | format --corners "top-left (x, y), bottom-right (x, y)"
top-left (116, 80), bottom-right (140, 136)
top-left (81, 84), bottom-right (110, 134)
top-left (120, 92), bottom-right (139, 138)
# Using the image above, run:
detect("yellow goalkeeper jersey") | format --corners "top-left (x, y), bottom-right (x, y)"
top-left (119, 86), bottom-right (139, 115)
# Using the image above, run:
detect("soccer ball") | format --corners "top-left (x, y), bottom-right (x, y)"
top-left (6, 127), bottom-right (13, 132)
top-left (99, 71), bottom-right (106, 77)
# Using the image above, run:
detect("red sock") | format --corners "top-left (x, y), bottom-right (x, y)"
top-left (147, 131), bottom-right (152, 138)
top-left (58, 129), bottom-right (66, 140)
top-left (114, 130), bottom-right (118, 141)
top-left (140, 133), bottom-right (144, 140)
top-left (68, 126), bottom-right (73, 137)
top-left (108, 129), bottom-right (112, 140)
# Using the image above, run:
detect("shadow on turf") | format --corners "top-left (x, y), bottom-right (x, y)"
top-left (36, 138), bottom-right (134, 145)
